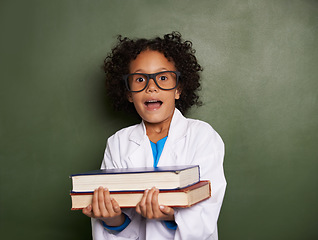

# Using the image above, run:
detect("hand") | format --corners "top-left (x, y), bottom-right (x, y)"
top-left (82, 187), bottom-right (125, 227)
top-left (136, 187), bottom-right (175, 221)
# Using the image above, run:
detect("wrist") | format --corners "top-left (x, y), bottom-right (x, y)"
top-left (101, 213), bottom-right (125, 227)
top-left (164, 214), bottom-right (175, 221)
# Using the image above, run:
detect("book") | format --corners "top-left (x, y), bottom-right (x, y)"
top-left (70, 165), bottom-right (200, 192)
top-left (70, 180), bottom-right (211, 210)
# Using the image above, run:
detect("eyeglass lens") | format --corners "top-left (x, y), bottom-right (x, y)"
top-left (127, 72), bottom-right (177, 92)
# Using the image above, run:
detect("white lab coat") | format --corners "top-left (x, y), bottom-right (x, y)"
top-left (91, 109), bottom-right (226, 240)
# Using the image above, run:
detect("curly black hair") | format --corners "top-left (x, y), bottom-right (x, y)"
top-left (104, 31), bottom-right (202, 115)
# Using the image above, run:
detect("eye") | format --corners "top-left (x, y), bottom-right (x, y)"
top-left (158, 75), bottom-right (168, 81)
top-left (133, 75), bottom-right (146, 83)
top-left (136, 77), bottom-right (145, 82)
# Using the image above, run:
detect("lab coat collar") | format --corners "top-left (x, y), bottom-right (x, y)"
top-left (167, 108), bottom-right (189, 145)
top-left (128, 108), bottom-right (188, 146)
top-left (128, 119), bottom-right (148, 145)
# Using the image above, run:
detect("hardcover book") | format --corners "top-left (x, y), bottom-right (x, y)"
top-left (71, 180), bottom-right (211, 209)
top-left (70, 165), bottom-right (200, 192)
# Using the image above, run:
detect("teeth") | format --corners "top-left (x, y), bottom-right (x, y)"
top-left (147, 100), bottom-right (159, 103)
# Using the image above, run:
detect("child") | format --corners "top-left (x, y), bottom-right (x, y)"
top-left (82, 32), bottom-right (226, 240)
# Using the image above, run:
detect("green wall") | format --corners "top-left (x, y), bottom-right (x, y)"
top-left (1, 0), bottom-right (317, 239)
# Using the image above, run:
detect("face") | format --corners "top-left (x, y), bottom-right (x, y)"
top-left (127, 50), bottom-right (181, 127)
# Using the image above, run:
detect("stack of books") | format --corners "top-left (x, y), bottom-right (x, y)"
top-left (69, 165), bottom-right (211, 210)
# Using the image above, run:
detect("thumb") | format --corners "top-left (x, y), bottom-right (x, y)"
top-left (111, 198), bottom-right (122, 214)
top-left (82, 204), bottom-right (93, 217)
top-left (160, 205), bottom-right (174, 216)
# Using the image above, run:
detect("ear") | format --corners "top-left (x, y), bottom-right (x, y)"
top-left (127, 92), bottom-right (133, 102)
top-left (175, 88), bottom-right (182, 100)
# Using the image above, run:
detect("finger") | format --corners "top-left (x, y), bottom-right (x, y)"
top-left (159, 205), bottom-right (175, 216)
top-left (97, 187), bottom-right (109, 217)
top-left (136, 202), bottom-right (141, 215)
top-left (145, 187), bottom-right (156, 218)
top-left (92, 188), bottom-right (101, 217)
top-left (135, 192), bottom-right (144, 215)
top-left (111, 198), bottom-right (121, 214)
top-left (151, 188), bottom-right (161, 218)
top-left (104, 188), bottom-right (116, 216)
top-left (82, 204), bottom-right (93, 217)
top-left (139, 189), bottom-right (149, 216)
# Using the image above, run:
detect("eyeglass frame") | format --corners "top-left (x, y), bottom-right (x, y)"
top-left (122, 71), bottom-right (181, 92)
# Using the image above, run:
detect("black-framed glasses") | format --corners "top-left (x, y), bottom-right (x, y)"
top-left (123, 71), bottom-right (180, 92)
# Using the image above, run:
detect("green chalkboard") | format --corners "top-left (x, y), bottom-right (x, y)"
top-left (0, 0), bottom-right (317, 239)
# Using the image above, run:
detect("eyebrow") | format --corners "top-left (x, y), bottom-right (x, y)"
top-left (131, 68), bottom-right (172, 73)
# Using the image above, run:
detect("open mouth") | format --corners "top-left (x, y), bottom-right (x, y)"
top-left (145, 100), bottom-right (163, 109)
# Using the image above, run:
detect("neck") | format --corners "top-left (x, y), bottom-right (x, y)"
top-left (144, 114), bottom-right (174, 143)
top-left (146, 122), bottom-right (169, 134)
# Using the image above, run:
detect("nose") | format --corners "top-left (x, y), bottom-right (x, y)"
top-left (145, 78), bottom-right (159, 92)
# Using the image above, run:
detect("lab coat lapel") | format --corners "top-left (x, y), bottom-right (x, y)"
top-left (156, 109), bottom-right (188, 166)
top-left (127, 121), bottom-right (154, 168)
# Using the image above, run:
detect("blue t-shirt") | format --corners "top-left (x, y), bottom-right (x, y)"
top-left (150, 137), bottom-right (177, 231)
top-left (150, 136), bottom-right (168, 167)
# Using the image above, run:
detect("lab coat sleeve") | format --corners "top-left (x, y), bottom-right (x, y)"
top-left (174, 122), bottom-right (226, 240)
top-left (91, 138), bottom-right (142, 240)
